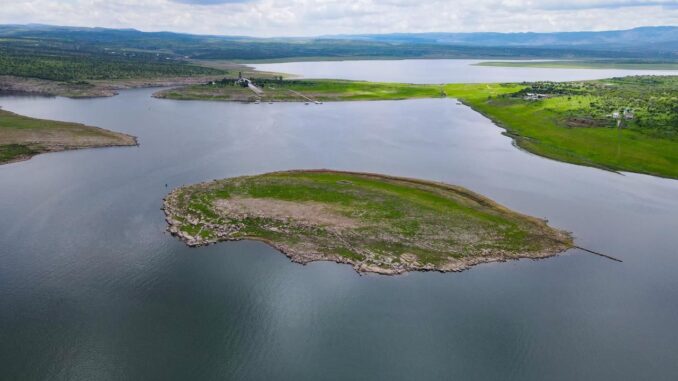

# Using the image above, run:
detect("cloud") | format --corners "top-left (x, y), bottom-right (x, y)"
top-left (0, 0), bottom-right (675, 36)
top-left (171, 0), bottom-right (253, 4)
top-left (517, 0), bottom-right (678, 10)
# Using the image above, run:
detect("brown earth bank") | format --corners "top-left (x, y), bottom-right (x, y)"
top-left (163, 170), bottom-right (573, 275)
top-left (0, 75), bottom-right (227, 98)
top-left (0, 108), bottom-right (137, 164)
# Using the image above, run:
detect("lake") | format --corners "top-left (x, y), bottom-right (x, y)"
top-left (1, 62), bottom-right (678, 380)
top-left (251, 59), bottom-right (678, 83)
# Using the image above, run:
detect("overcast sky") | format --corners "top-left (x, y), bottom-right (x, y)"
top-left (2, 0), bottom-right (677, 37)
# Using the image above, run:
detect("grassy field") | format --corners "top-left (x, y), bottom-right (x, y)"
top-left (476, 60), bottom-right (678, 70)
top-left (158, 76), bottom-right (678, 179)
top-left (155, 78), bottom-right (447, 102)
top-left (452, 77), bottom-right (678, 179)
top-left (156, 79), bottom-right (521, 102)
top-left (0, 108), bottom-right (137, 164)
top-left (163, 170), bottom-right (572, 274)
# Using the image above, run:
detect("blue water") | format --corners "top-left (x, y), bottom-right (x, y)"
top-left (251, 59), bottom-right (678, 83)
top-left (1, 64), bottom-right (677, 380)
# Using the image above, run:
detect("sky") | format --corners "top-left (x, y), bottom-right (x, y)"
top-left (1, 0), bottom-right (677, 37)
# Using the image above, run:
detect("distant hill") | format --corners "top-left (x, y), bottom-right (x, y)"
top-left (1, 24), bottom-right (676, 62)
top-left (328, 26), bottom-right (678, 50)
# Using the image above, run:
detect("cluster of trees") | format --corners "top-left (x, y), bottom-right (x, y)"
top-left (515, 81), bottom-right (590, 96)
top-left (0, 47), bottom-right (223, 81)
top-left (513, 76), bottom-right (678, 137)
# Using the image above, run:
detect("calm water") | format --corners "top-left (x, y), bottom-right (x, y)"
top-left (251, 59), bottom-right (678, 83)
top-left (1, 66), bottom-right (678, 380)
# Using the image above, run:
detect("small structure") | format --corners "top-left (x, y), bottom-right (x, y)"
top-left (611, 108), bottom-right (634, 128)
top-left (233, 72), bottom-right (264, 97)
top-left (235, 72), bottom-right (250, 87)
top-left (524, 93), bottom-right (548, 101)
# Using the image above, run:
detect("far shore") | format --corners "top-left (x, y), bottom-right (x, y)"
top-left (0, 75), bottom-right (228, 98)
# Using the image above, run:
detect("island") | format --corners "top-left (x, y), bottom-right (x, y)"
top-left (163, 170), bottom-right (573, 274)
top-left (156, 75), bottom-right (678, 179)
top-left (0, 108), bottom-right (137, 164)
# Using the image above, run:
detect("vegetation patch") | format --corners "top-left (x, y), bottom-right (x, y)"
top-left (154, 77), bottom-right (447, 102)
top-left (0, 46), bottom-right (224, 82)
top-left (458, 76), bottom-right (678, 179)
top-left (0, 143), bottom-right (39, 163)
top-left (0, 108), bottom-right (137, 164)
top-left (163, 170), bottom-right (572, 274)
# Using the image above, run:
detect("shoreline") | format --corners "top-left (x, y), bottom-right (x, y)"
top-left (0, 108), bottom-right (138, 165)
top-left (0, 75), bottom-right (227, 99)
top-left (6, 74), bottom-right (677, 180)
top-left (164, 230), bottom-right (573, 275)
top-left (163, 170), bottom-right (573, 275)
top-left (1, 139), bottom-right (139, 166)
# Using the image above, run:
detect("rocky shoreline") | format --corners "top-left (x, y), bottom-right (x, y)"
top-left (0, 75), bottom-right (225, 98)
top-left (162, 170), bottom-right (573, 275)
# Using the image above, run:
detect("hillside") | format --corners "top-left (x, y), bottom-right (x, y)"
top-left (1, 24), bottom-right (676, 64)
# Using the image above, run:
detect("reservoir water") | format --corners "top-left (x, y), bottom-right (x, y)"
top-left (1, 62), bottom-right (678, 380)
top-left (251, 59), bottom-right (678, 83)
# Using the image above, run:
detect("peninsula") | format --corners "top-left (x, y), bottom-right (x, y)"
top-left (0, 108), bottom-right (137, 164)
top-left (163, 170), bottom-right (573, 274)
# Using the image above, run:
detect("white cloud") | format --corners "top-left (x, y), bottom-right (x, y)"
top-left (0, 0), bottom-right (676, 36)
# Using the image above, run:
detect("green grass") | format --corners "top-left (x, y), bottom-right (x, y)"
top-left (164, 170), bottom-right (571, 274)
top-left (463, 97), bottom-right (678, 177)
top-left (281, 80), bottom-right (445, 101)
top-left (0, 143), bottom-right (39, 163)
top-left (156, 79), bottom-right (445, 102)
top-left (446, 77), bottom-right (678, 179)
top-left (158, 79), bottom-right (521, 103)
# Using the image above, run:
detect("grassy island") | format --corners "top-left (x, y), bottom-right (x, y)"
top-left (163, 170), bottom-right (572, 274)
top-left (157, 75), bottom-right (678, 179)
top-left (0, 108), bottom-right (137, 164)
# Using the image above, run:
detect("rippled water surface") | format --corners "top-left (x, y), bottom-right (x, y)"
top-left (1, 63), bottom-right (678, 380)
